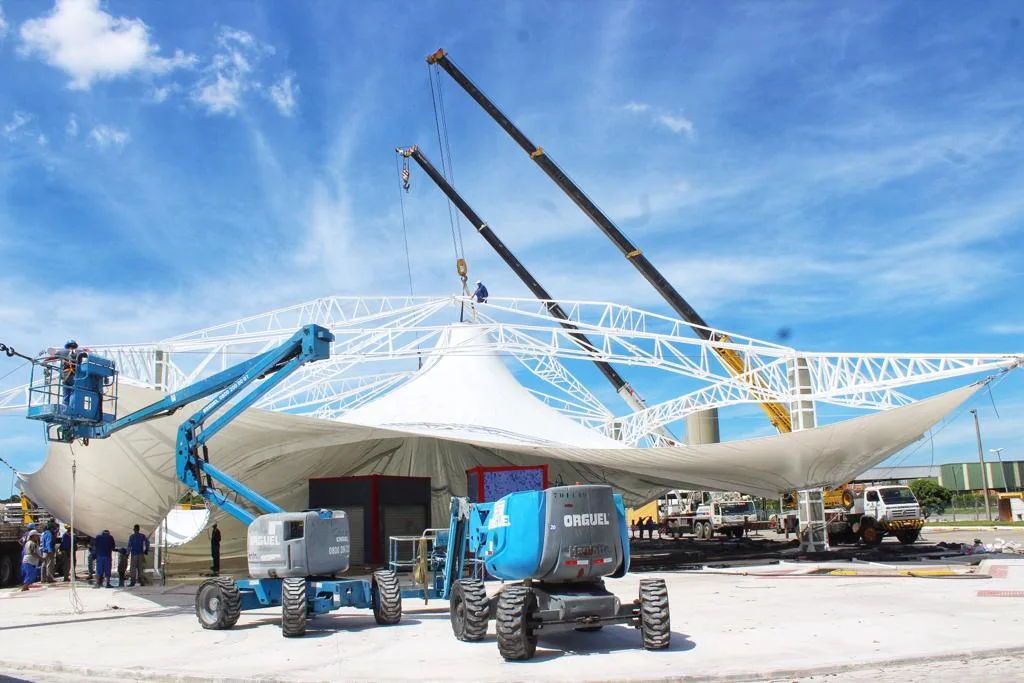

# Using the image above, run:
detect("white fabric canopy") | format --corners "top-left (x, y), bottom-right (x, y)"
top-left (18, 324), bottom-right (976, 563)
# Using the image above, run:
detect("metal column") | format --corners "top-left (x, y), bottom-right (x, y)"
top-left (789, 356), bottom-right (827, 552)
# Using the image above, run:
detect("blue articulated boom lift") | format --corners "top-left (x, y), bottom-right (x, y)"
top-left (398, 485), bottom-right (670, 660)
top-left (11, 325), bottom-right (402, 638)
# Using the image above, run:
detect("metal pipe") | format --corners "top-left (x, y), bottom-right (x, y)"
top-left (971, 409), bottom-right (992, 520)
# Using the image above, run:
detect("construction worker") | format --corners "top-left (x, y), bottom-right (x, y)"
top-left (126, 524), bottom-right (149, 587)
top-left (210, 523), bottom-right (221, 576)
top-left (473, 280), bottom-right (488, 303)
top-left (93, 529), bottom-right (115, 588)
top-left (21, 530), bottom-right (41, 591)
top-left (59, 527), bottom-right (72, 581)
top-left (58, 340), bottom-right (80, 406)
top-left (39, 522), bottom-right (55, 583)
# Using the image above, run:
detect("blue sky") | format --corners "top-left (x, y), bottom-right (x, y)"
top-left (1, 0), bottom-right (1023, 483)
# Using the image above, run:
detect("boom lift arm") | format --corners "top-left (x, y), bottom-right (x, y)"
top-left (396, 145), bottom-right (671, 436)
top-left (28, 325), bottom-right (335, 524)
top-left (426, 48), bottom-right (792, 433)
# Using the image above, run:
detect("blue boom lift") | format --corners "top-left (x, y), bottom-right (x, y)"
top-left (9, 326), bottom-right (402, 637)
top-left (397, 485), bottom-right (671, 660)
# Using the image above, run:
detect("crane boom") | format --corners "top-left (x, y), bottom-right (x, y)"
top-left (397, 145), bottom-right (674, 440)
top-left (426, 48), bottom-right (792, 433)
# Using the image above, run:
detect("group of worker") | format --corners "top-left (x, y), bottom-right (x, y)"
top-left (19, 522), bottom-right (151, 591)
top-left (631, 516), bottom-right (659, 540)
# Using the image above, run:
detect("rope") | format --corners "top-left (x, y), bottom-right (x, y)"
top-left (435, 72), bottom-right (466, 259)
top-left (394, 154), bottom-right (416, 297)
top-left (68, 445), bottom-right (83, 613)
top-left (427, 66), bottom-right (463, 263)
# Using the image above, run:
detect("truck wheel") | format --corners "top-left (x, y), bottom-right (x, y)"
top-left (372, 570), bottom-right (403, 625)
top-left (860, 523), bottom-right (883, 547)
top-left (897, 530), bottom-right (921, 545)
top-left (450, 578), bottom-right (488, 641)
top-left (639, 578), bottom-right (671, 650)
top-left (495, 585), bottom-right (538, 661)
top-left (281, 577), bottom-right (307, 637)
top-left (695, 522), bottom-right (705, 539)
top-left (0, 552), bottom-right (13, 587)
top-left (195, 577), bottom-right (241, 630)
top-left (706, 524), bottom-right (715, 540)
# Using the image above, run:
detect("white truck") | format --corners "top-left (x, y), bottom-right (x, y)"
top-left (825, 484), bottom-right (924, 546)
top-left (661, 491), bottom-right (758, 540)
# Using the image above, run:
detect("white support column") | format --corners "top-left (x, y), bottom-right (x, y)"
top-left (789, 356), bottom-right (828, 552)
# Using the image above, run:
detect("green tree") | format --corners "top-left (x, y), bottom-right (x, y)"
top-left (909, 479), bottom-right (953, 518)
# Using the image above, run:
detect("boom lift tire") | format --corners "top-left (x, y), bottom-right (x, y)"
top-left (371, 570), bottom-right (403, 625)
top-left (195, 576), bottom-right (241, 630)
top-left (495, 584), bottom-right (538, 661)
top-left (638, 578), bottom-right (671, 650)
top-left (450, 578), bottom-right (489, 641)
top-left (896, 529), bottom-right (921, 545)
top-left (281, 577), bottom-right (308, 637)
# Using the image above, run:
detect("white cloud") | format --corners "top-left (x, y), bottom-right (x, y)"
top-left (624, 100), bottom-right (696, 137)
top-left (0, 4), bottom-right (9, 42)
top-left (37, 134), bottom-right (48, 146)
top-left (657, 113), bottom-right (695, 137)
top-left (19, 0), bottom-right (196, 90)
top-left (66, 113), bottom-right (78, 137)
top-left (3, 111), bottom-right (31, 140)
top-left (989, 324), bottom-right (1024, 336)
top-left (88, 124), bottom-right (130, 150)
top-left (191, 27), bottom-right (269, 116)
top-left (190, 27), bottom-right (296, 117)
top-left (268, 73), bottom-right (298, 116)
top-left (151, 84), bottom-right (174, 103)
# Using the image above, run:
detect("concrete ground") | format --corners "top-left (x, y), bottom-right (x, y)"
top-left (2, 555), bottom-right (1023, 683)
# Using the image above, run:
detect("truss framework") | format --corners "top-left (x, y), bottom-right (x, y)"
top-left (1, 295), bottom-right (1019, 446)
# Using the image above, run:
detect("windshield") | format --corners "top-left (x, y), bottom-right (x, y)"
top-left (720, 502), bottom-right (755, 515)
top-left (879, 487), bottom-right (917, 505)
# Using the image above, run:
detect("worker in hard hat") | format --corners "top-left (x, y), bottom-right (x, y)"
top-left (59, 339), bottom-right (81, 406)
top-left (472, 280), bottom-right (488, 303)
top-left (21, 529), bottom-right (41, 591)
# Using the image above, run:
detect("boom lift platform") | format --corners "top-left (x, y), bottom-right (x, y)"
top-left (12, 326), bottom-right (402, 637)
top-left (391, 484), bottom-right (671, 660)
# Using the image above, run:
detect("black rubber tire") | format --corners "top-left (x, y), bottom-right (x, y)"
top-left (195, 576), bottom-right (241, 630)
top-left (575, 625), bottom-right (604, 632)
top-left (694, 522), bottom-right (705, 539)
top-left (860, 522), bottom-right (883, 547)
top-left (731, 528), bottom-right (744, 539)
top-left (639, 578), bottom-right (671, 650)
top-left (450, 578), bottom-right (489, 641)
top-left (705, 524), bottom-right (715, 540)
top-left (281, 577), bottom-right (307, 638)
top-left (897, 529), bottom-right (921, 545)
top-left (495, 585), bottom-right (538, 661)
top-left (0, 552), bottom-right (14, 587)
top-left (372, 570), bottom-right (403, 625)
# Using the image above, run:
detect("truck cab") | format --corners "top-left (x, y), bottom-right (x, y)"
top-left (694, 499), bottom-right (756, 539)
top-left (829, 485), bottom-right (924, 545)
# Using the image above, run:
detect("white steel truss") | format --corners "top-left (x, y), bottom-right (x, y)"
top-left (1, 295), bottom-right (1020, 446)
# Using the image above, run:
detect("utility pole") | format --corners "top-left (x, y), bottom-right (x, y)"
top-left (971, 409), bottom-right (992, 521)
top-left (990, 448), bottom-right (1006, 491)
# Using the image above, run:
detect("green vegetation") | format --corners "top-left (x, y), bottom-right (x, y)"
top-left (909, 479), bottom-right (952, 518)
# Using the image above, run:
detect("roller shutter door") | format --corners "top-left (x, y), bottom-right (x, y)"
top-left (339, 506), bottom-right (365, 567)
top-left (382, 504), bottom-right (427, 563)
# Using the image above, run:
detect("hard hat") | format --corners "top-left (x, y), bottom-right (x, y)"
top-left (65, 339), bottom-right (78, 348)
top-left (475, 280), bottom-right (481, 284)
top-left (26, 523), bottom-right (36, 529)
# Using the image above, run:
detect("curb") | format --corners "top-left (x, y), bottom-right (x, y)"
top-left (3, 645), bottom-right (1024, 683)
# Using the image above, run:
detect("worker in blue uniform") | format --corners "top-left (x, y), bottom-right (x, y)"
top-left (473, 281), bottom-right (488, 303)
top-left (58, 340), bottom-right (80, 406)
top-left (93, 529), bottom-right (116, 588)
top-left (126, 524), bottom-right (150, 586)
top-left (39, 523), bottom-right (56, 583)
